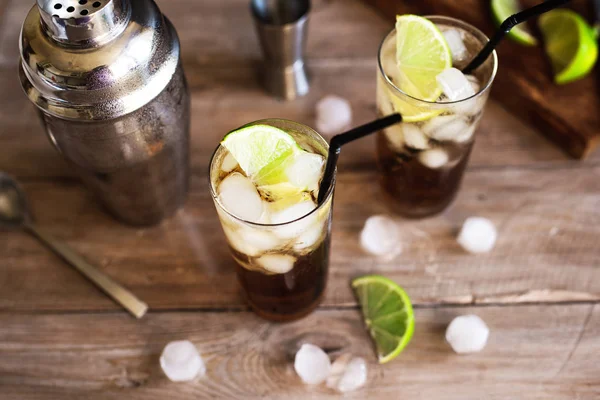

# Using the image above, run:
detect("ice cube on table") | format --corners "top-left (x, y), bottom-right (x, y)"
top-left (286, 152), bottom-right (325, 192)
top-left (443, 29), bottom-right (467, 61)
top-left (418, 148), bottom-right (449, 169)
top-left (326, 353), bottom-right (352, 389)
top-left (220, 152), bottom-right (239, 173)
top-left (257, 254), bottom-right (296, 274)
top-left (403, 124), bottom-right (430, 150)
top-left (437, 68), bottom-right (476, 102)
top-left (422, 115), bottom-right (470, 142)
top-left (315, 95), bottom-right (352, 136)
top-left (294, 343), bottom-right (332, 385)
top-left (446, 314), bottom-right (490, 354)
top-left (218, 173), bottom-right (264, 223)
top-left (271, 200), bottom-right (317, 239)
top-left (457, 217), bottom-right (497, 254)
top-left (337, 357), bottom-right (367, 393)
top-left (160, 340), bottom-right (206, 382)
top-left (360, 215), bottom-right (402, 259)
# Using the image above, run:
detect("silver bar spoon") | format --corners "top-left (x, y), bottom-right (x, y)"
top-left (0, 173), bottom-right (148, 318)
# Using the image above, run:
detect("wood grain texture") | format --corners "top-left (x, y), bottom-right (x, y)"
top-left (0, 0), bottom-right (29, 67)
top-left (0, 305), bottom-right (598, 399)
top-left (0, 0), bottom-right (8, 20)
top-left (363, 0), bottom-right (600, 159)
top-left (1, 164), bottom-right (599, 312)
top-left (0, 1), bottom-right (599, 397)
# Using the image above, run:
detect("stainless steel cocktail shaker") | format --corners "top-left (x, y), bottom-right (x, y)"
top-left (19, 0), bottom-right (190, 226)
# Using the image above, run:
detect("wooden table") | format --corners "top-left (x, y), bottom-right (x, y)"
top-left (1, 0), bottom-right (599, 398)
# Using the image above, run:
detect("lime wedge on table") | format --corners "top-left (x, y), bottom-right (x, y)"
top-left (389, 15), bottom-right (451, 122)
top-left (221, 124), bottom-right (324, 200)
top-left (491, 0), bottom-right (538, 46)
top-left (539, 10), bottom-right (598, 85)
top-left (352, 275), bottom-right (415, 364)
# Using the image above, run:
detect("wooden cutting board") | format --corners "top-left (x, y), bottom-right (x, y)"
top-left (363, 0), bottom-right (599, 159)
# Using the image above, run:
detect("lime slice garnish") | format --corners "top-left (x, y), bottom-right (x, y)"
top-left (352, 275), bottom-right (415, 364)
top-left (221, 124), bottom-right (299, 181)
top-left (221, 124), bottom-right (324, 200)
top-left (386, 84), bottom-right (445, 123)
top-left (389, 15), bottom-right (451, 122)
top-left (395, 15), bottom-right (452, 101)
top-left (491, 0), bottom-right (538, 46)
top-left (539, 9), bottom-right (598, 85)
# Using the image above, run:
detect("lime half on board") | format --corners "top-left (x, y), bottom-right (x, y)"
top-left (539, 9), bottom-right (598, 84)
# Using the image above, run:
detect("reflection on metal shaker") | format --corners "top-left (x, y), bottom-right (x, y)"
top-left (19, 0), bottom-right (190, 226)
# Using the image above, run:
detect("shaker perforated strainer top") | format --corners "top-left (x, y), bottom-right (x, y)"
top-left (35, 0), bottom-right (130, 45)
top-left (39, 0), bottom-right (107, 18)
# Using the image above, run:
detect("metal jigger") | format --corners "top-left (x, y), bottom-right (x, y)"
top-left (251, 0), bottom-right (310, 100)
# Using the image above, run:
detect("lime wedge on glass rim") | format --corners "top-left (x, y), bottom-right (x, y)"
top-left (221, 124), bottom-right (324, 200)
top-left (352, 275), bottom-right (415, 364)
top-left (388, 15), bottom-right (452, 122)
top-left (491, 0), bottom-right (538, 46)
top-left (539, 9), bottom-right (598, 85)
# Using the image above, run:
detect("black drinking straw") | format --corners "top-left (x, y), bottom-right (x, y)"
top-left (317, 113), bottom-right (402, 204)
top-left (462, 0), bottom-right (571, 74)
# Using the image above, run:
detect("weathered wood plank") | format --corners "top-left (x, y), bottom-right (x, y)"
top-left (0, 0), bottom-right (25, 67)
top-left (1, 2), bottom-right (598, 399)
top-left (1, 164), bottom-right (598, 312)
top-left (0, 0), bottom-right (8, 20)
top-left (0, 305), bottom-right (598, 399)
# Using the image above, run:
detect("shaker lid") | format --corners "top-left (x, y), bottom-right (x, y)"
top-left (36, 0), bottom-right (130, 44)
top-left (19, 0), bottom-right (181, 120)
